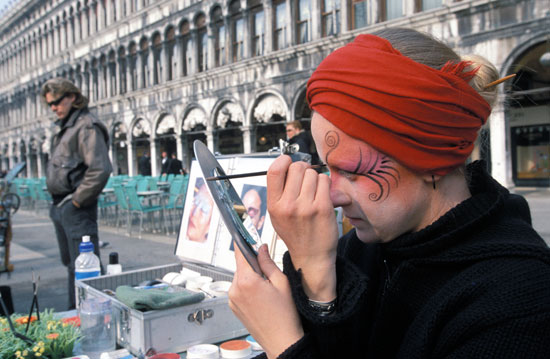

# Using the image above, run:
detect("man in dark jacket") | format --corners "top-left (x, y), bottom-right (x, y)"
top-left (41, 78), bottom-right (112, 309)
top-left (160, 151), bottom-right (171, 175)
top-left (169, 153), bottom-right (185, 175)
top-left (138, 152), bottom-right (152, 176)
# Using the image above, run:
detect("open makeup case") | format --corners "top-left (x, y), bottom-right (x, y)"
top-left (76, 151), bottom-right (282, 357)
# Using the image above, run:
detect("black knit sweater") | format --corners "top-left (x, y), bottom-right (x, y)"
top-left (256, 161), bottom-right (550, 358)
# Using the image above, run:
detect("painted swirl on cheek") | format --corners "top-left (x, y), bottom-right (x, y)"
top-left (324, 131), bottom-right (340, 163)
top-left (357, 148), bottom-right (400, 202)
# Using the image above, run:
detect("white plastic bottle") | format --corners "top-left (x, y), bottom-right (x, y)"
top-left (75, 235), bottom-right (101, 280)
top-left (106, 252), bottom-right (122, 275)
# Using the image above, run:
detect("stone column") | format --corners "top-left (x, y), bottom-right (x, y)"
top-left (490, 100), bottom-right (513, 188)
top-left (26, 151), bottom-right (32, 178)
top-left (191, 30), bottom-right (198, 74)
top-left (116, 57), bottom-right (122, 95)
top-left (243, 9), bottom-right (252, 59)
top-left (82, 7), bottom-right (89, 39)
top-left (126, 55), bottom-right (133, 92)
top-left (174, 35), bottom-right (183, 78)
top-left (176, 136), bottom-right (184, 166)
top-left (242, 126), bottom-right (252, 154)
top-left (206, 130), bottom-right (214, 153)
top-left (264, 1), bottom-right (273, 53)
top-left (106, 0), bottom-right (113, 26)
top-left (90, 2), bottom-right (97, 35)
top-left (148, 49), bottom-right (155, 87)
top-left (74, 13), bottom-right (81, 43)
top-left (36, 149), bottom-right (43, 178)
top-left (97, 0), bottom-right (105, 31)
top-left (162, 41), bottom-right (171, 82)
top-left (286, 0), bottom-right (294, 47)
top-left (340, 0), bottom-right (349, 32)
top-left (127, 141), bottom-right (135, 176)
top-left (150, 140), bottom-right (158, 176)
top-left (224, 15), bottom-right (232, 64)
top-left (311, 0), bottom-right (321, 41)
top-left (136, 52), bottom-right (144, 88)
top-left (207, 22), bottom-right (216, 69)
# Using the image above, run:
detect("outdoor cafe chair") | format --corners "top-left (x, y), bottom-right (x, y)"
top-left (125, 185), bottom-right (164, 239)
top-left (113, 184), bottom-right (130, 235)
top-left (163, 179), bottom-right (187, 235)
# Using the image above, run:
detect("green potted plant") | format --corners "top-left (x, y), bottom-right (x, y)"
top-left (0, 309), bottom-right (81, 359)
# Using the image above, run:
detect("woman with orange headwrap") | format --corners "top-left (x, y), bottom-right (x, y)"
top-left (228, 28), bottom-right (550, 359)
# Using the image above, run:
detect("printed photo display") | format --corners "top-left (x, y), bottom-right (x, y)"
top-left (175, 153), bottom-right (346, 272)
top-left (175, 155), bottom-right (279, 271)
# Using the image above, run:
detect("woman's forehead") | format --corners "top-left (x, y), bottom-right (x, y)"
top-left (312, 112), bottom-right (379, 161)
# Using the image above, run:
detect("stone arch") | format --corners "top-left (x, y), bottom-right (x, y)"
top-left (291, 81), bottom-right (310, 123)
top-left (499, 32), bottom-right (550, 187)
top-left (129, 116), bottom-right (152, 141)
top-left (211, 98), bottom-right (245, 128)
top-left (182, 105), bottom-right (208, 131)
top-left (247, 89), bottom-right (289, 126)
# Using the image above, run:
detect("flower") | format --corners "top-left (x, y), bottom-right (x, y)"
top-left (46, 332), bottom-right (60, 339)
top-left (15, 315), bottom-right (38, 325)
top-left (61, 316), bottom-right (80, 327)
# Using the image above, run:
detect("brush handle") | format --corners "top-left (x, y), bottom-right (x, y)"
top-left (206, 164), bottom-right (326, 181)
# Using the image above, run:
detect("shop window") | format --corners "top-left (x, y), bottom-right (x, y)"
top-left (212, 7), bottom-right (226, 67)
top-left (350, 0), bottom-right (369, 29)
top-left (296, 0), bottom-right (311, 44)
top-left (322, 0), bottom-right (341, 37)
top-left (180, 21), bottom-right (190, 76)
top-left (385, 0), bottom-right (403, 20)
top-left (415, 0), bottom-right (442, 12)
top-left (252, 8), bottom-right (265, 56)
top-left (233, 18), bottom-right (244, 62)
top-left (273, 0), bottom-right (287, 50)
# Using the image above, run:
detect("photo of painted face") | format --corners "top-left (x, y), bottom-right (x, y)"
top-left (186, 177), bottom-right (214, 243)
top-left (241, 184), bottom-right (267, 237)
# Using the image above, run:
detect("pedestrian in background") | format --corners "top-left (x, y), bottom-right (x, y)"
top-left (160, 151), bottom-right (171, 175)
top-left (228, 28), bottom-right (550, 358)
top-left (286, 120), bottom-right (313, 155)
top-left (138, 151), bottom-right (152, 176)
top-left (41, 77), bottom-right (112, 310)
top-left (169, 153), bottom-right (185, 175)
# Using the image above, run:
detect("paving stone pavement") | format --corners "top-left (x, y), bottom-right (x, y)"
top-left (2, 187), bottom-right (549, 315)
top-left (2, 209), bottom-right (181, 313)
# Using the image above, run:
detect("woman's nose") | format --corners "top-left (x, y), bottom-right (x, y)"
top-left (329, 183), bottom-right (351, 208)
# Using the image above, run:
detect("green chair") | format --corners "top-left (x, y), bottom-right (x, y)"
top-left (113, 184), bottom-right (130, 234)
top-left (125, 185), bottom-right (164, 239)
top-left (98, 192), bottom-right (118, 225)
top-left (163, 179), bottom-right (187, 234)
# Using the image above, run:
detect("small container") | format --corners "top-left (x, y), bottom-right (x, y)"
top-left (106, 252), bottom-right (122, 275)
top-left (79, 297), bottom-right (116, 359)
top-left (203, 281), bottom-right (232, 297)
top-left (185, 276), bottom-right (213, 291)
top-left (187, 344), bottom-right (220, 359)
top-left (219, 340), bottom-right (251, 358)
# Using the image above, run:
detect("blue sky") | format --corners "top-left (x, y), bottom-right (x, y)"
top-left (0, 0), bottom-right (18, 17)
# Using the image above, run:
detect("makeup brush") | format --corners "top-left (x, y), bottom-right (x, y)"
top-left (206, 164), bottom-right (326, 181)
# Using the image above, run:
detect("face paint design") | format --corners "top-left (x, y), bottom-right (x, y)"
top-left (324, 130), bottom-right (400, 202)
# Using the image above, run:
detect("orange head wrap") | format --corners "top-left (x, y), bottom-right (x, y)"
top-left (307, 34), bottom-right (491, 175)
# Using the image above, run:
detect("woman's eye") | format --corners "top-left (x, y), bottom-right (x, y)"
top-left (338, 169), bottom-right (358, 180)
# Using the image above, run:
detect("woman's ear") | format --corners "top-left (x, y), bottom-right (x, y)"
top-left (421, 174), bottom-right (442, 190)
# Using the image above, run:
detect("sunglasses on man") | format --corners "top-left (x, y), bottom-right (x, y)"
top-left (46, 93), bottom-right (67, 107)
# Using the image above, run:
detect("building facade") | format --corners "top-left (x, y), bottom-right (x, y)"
top-left (0, 0), bottom-right (549, 187)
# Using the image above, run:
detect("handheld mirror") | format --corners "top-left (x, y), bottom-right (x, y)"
top-left (193, 140), bottom-right (263, 275)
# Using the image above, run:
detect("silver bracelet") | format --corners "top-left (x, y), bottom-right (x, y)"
top-left (308, 298), bottom-right (336, 316)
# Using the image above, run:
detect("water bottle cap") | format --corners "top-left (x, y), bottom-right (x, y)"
top-left (82, 235), bottom-right (91, 242)
top-left (79, 240), bottom-right (94, 253)
top-left (109, 252), bottom-right (119, 264)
